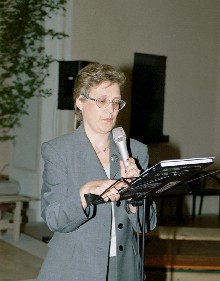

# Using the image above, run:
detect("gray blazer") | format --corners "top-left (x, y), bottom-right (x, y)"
top-left (37, 124), bottom-right (157, 281)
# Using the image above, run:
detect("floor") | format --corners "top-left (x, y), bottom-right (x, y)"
top-left (158, 213), bottom-right (220, 228)
top-left (0, 229), bottom-right (48, 281)
top-left (0, 214), bottom-right (220, 281)
top-left (146, 214), bottom-right (220, 281)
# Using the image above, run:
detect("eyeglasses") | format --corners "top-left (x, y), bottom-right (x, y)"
top-left (82, 94), bottom-right (126, 111)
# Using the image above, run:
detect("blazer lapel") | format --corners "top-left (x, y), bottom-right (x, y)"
top-left (75, 125), bottom-right (121, 180)
top-left (74, 125), bottom-right (108, 181)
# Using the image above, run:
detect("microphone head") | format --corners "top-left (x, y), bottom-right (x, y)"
top-left (112, 127), bottom-right (126, 143)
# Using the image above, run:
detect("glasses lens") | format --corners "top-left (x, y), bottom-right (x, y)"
top-left (113, 100), bottom-right (126, 110)
top-left (96, 97), bottom-right (108, 108)
top-left (96, 97), bottom-right (126, 110)
top-left (118, 100), bottom-right (126, 110)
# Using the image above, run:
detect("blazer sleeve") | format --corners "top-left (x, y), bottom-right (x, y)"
top-left (41, 142), bottom-right (94, 233)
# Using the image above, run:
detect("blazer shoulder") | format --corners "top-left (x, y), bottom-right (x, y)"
top-left (44, 131), bottom-right (75, 145)
top-left (128, 138), bottom-right (149, 170)
top-left (129, 138), bottom-right (148, 154)
top-left (41, 132), bottom-right (74, 152)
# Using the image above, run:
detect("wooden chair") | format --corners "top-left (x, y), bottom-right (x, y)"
top-left (191, 170), bottom-right (220, 220)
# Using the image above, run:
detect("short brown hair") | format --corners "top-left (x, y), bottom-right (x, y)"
top-left (73, 62), bottom-right (126, 121)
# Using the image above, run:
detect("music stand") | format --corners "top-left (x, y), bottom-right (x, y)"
top-left (85, 157), bottom-right (218, 281)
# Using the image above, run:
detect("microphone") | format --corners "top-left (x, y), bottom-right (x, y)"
top-left (112, 127), bottom-right (129, 168)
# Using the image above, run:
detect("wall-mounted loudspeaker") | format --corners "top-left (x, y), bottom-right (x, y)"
top-left (130, 53), bottom-right (169, 144)
top-left (58, 61), bottom-right (90, 110)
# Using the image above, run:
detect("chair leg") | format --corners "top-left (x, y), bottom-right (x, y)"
top-left (192, 195), bottom-right (196, 221)
top-left (219, 195), bottom-right (220, 219)
top-left (176, 195), bottom-right (184, 223)
top-left (198, 195), bottom-right (204, 215)
top-left (159, 197), bottom-right (165, 218)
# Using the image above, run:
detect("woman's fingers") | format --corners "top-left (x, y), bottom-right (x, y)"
top-left (125, 160), bottom-right (140, 178)
top-left (102, 186), bottom-right (120, 202)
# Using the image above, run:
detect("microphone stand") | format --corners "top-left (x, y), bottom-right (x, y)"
top-left (141, 198), bottom-right (146, 281)
top-left (133, 197), bottom-right (150, 281)
top-left (132, 198), bottom-right (150, 281)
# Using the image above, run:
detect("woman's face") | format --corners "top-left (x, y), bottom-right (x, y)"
top-left (76, 81), bottom-right (121, 135)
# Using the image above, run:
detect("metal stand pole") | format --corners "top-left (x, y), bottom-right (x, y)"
top-left (141, 198), bottom-right (146, 281)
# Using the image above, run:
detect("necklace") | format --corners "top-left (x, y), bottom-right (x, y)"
top-left (95, 146), bottom-right (109, 154)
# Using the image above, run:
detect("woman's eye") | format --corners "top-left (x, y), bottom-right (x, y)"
top-left (99, 99), bottom-right (107, 104)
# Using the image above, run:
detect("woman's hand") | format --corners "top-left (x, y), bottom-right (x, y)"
top-left (120, 158), bottom-right (141, 213)
top-left (80, 179), bottom-right (125, 209)
top-left (120, 158), bottom-right (140, 179)
top-left (80, 158), bottom-right (140, 210)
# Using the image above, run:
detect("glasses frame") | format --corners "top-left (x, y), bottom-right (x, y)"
top-left (81, 94), bottom-right (126, 111)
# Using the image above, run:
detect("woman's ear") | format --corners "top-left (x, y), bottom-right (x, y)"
top-left (75, 96), bottom-right (84, 110)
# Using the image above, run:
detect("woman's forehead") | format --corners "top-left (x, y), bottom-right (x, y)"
top-left (88, 82), bottom-right (121, 97)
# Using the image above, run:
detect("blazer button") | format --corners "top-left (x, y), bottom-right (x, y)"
top-left (119, 245), bottom-right (123, 251)
top-left (116, 201), bottom-right (121, 207)
top-left (118, 223), bottom-right (123, 229)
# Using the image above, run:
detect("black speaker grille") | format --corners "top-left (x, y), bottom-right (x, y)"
top-left (130, 53), bottom-right (169, 143)
top-left (58, 61), bottom-right (90, 110)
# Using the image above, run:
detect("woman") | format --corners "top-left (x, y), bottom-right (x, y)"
top-left (37, 62), bottom-right (157, 281)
